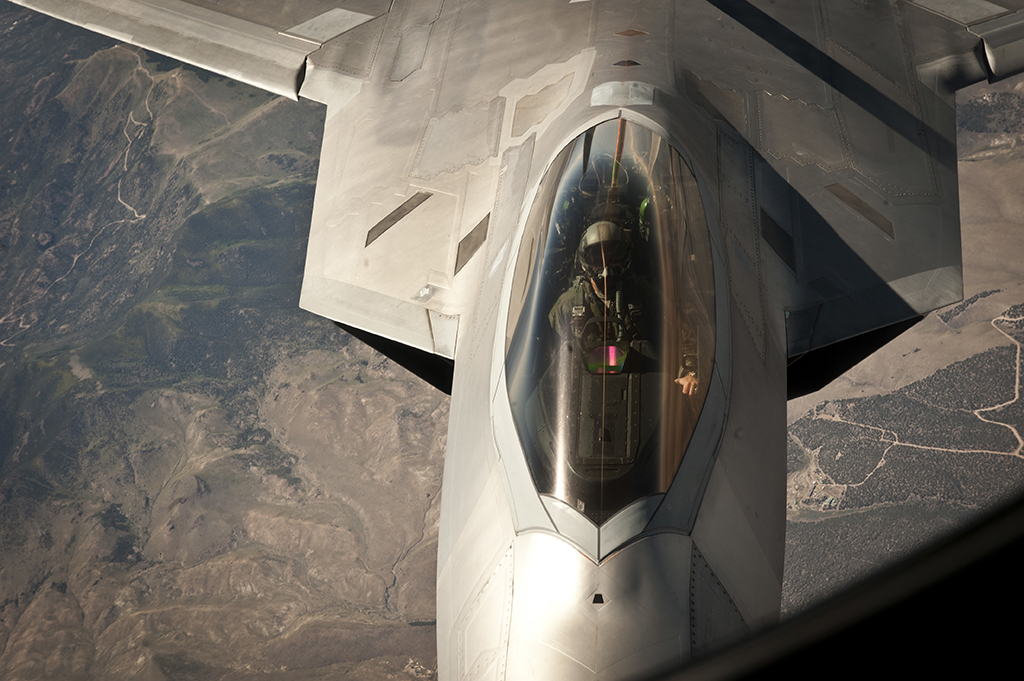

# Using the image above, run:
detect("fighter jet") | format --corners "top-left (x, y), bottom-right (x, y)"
top-left (11, 0), bottom-right (1024, 679)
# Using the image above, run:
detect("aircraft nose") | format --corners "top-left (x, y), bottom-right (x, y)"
top-left (501, 532), bottom-right (693, 681)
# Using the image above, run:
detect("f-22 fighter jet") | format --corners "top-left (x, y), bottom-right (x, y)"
top-left (13, 0), bottom-right (1024, 678)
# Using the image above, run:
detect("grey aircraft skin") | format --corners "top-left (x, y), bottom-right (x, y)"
top-left (11, 0), bottom-right (1024, 679)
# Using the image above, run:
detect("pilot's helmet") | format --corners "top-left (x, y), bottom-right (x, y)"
top-left (589, 200), bottom-right (634, 229)
top-left (578, 221), bottom-right (631, 286)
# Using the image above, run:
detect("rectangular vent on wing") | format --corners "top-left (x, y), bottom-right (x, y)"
top-left (455, 214), bottom-right (490, 275)
top-left (760, 208), bottom-right (795, 272)
top-left (365, 191), bottom-right (433, 246)
top-left (825, 184), bottom-right (894, 240)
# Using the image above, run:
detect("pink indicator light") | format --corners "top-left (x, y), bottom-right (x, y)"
top-left (586, 345), bottom-right (626, 374)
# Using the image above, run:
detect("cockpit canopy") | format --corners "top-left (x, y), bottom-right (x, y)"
top-left (505, 119), bottom-right (716, 525)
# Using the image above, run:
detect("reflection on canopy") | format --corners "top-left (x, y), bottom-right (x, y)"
top-left (505, 119), bottom-right (716, 525)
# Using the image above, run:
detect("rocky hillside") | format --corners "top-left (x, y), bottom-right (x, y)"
top-left (0, 4), bottom-right (447, 679)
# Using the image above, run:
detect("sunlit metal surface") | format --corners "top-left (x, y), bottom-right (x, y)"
top-left (504, 532), bottom-right (698, 681)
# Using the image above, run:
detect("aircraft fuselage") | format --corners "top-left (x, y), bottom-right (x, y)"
top-left (435, 7), bottom-right (788, 678)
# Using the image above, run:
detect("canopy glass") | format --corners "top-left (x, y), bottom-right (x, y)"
top-left (505, 119), bottom-right (717, 525)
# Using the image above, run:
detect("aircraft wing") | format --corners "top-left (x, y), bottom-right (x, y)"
top-left (8, 0), bottom-right (389, 99)
top-left (12, 0), bottom-right (597, 359)
top-left (675, 0), bottom-right (1024, 356)
top-left (295, 0), bottom-right (605, 359)
top-left (16, 0), bottom-right (1024, 361)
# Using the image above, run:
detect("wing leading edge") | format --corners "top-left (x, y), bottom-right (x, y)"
top-left (11, 0), bottom-right (367, 98)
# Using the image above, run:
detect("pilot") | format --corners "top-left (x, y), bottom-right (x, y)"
top-left (548, 221), bottom-right (698, 394)
top-left (676, 361), bottom-right (698, 396)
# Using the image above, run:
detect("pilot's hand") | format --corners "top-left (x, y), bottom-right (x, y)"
top-left (675, 375), bottom-right (698, 396)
